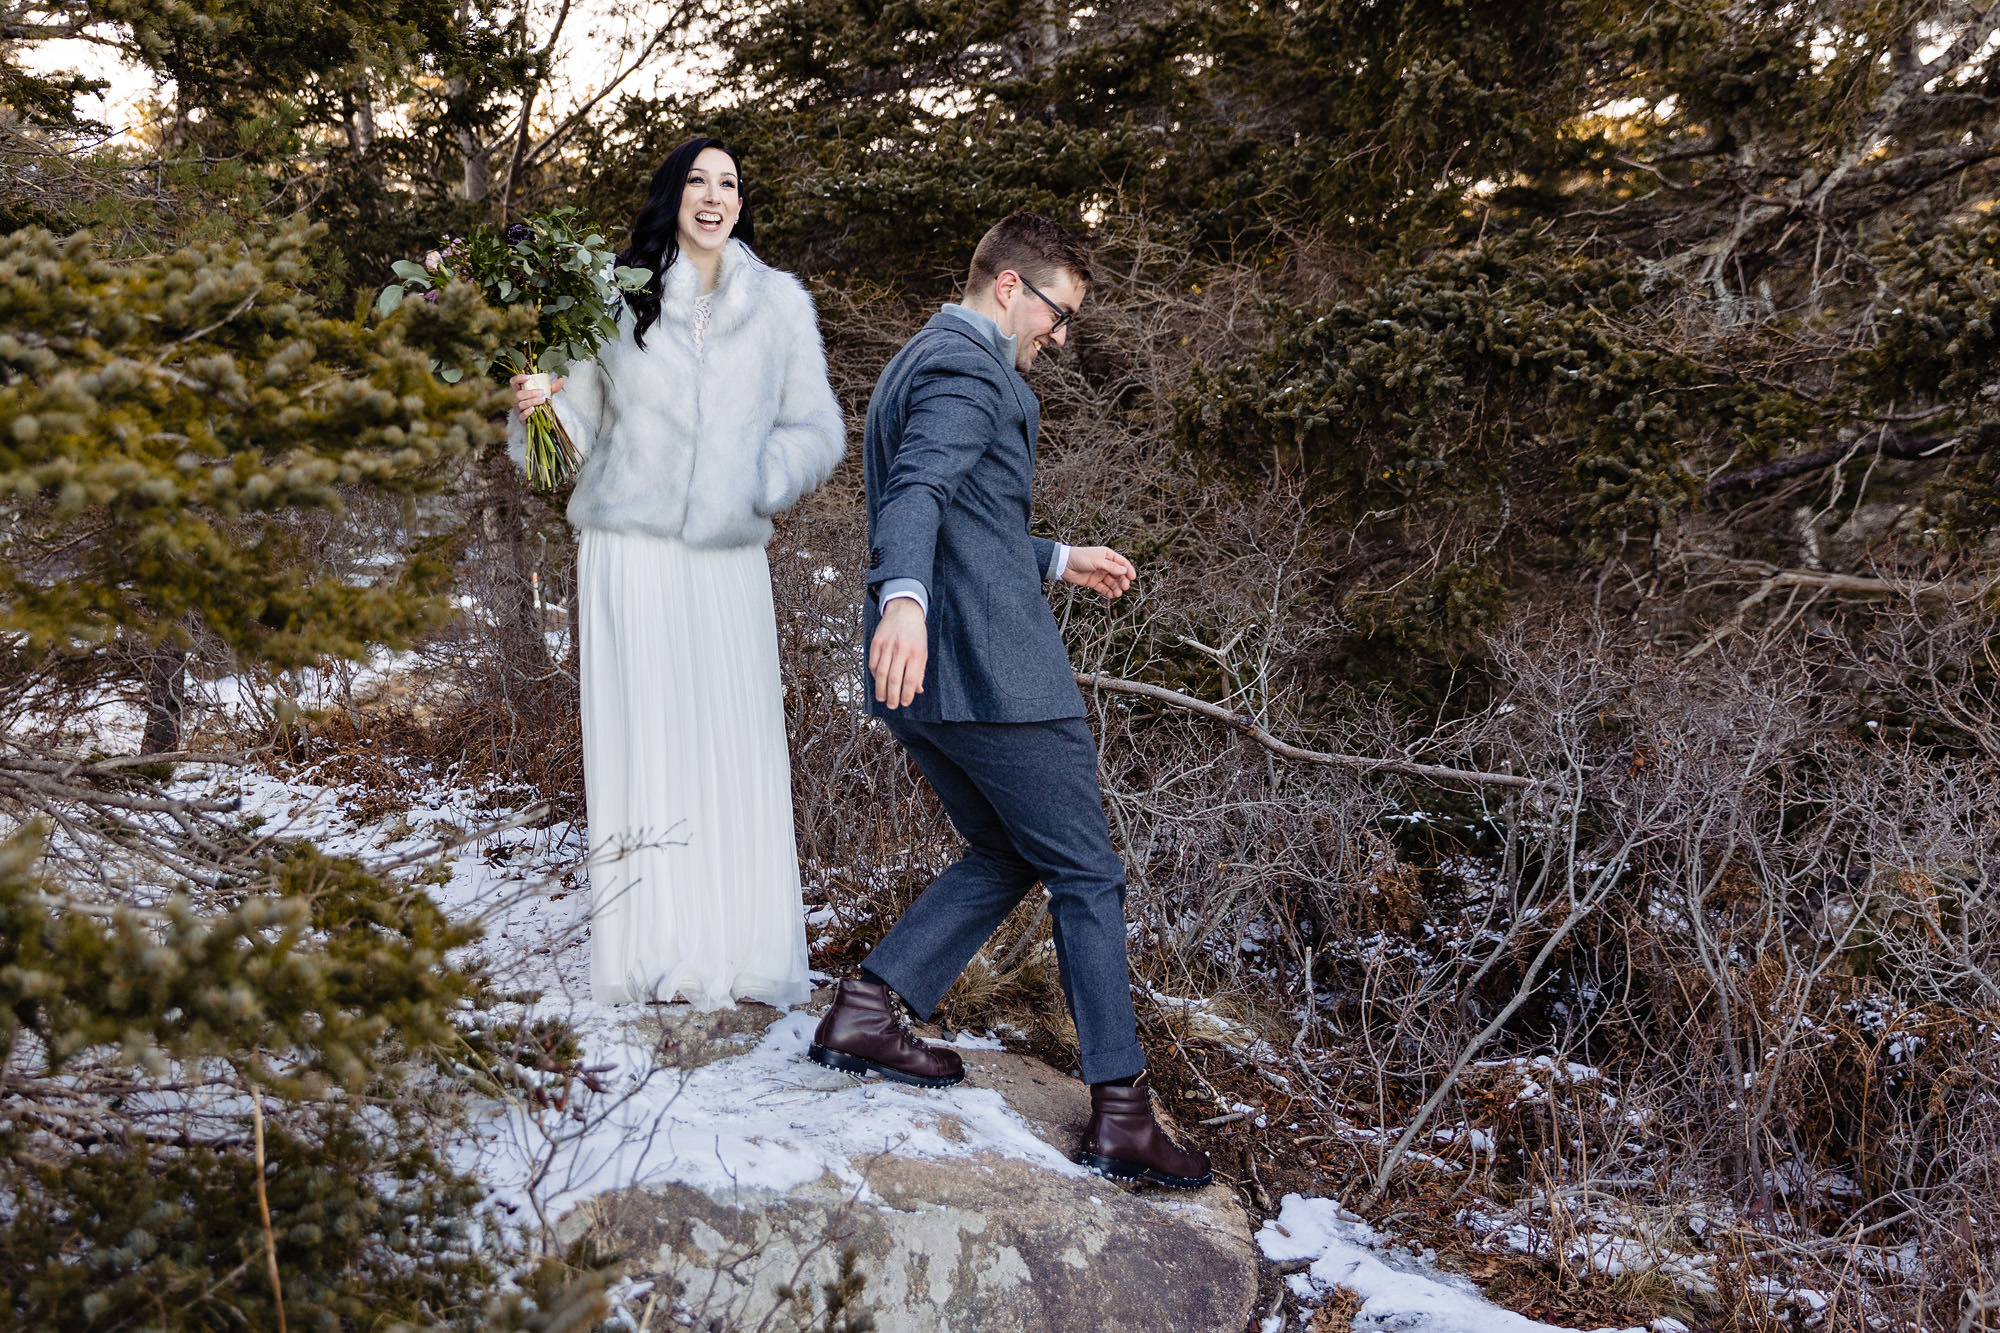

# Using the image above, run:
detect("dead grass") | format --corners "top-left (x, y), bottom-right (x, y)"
top-left (1306, 1286), bottom-right (1363, 1330)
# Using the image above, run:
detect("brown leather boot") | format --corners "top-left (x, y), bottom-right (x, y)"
top-left (1077, 1072), bottom-right (1213, 1188)
top-left (807, 978), bottom-right (965, 1088)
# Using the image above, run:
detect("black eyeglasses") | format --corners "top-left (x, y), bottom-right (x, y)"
top-left (1017, 274), bottom-right (1077, 332)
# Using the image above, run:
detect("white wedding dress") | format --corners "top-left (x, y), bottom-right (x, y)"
top-left (576, 294), bottom-right (811, 1009)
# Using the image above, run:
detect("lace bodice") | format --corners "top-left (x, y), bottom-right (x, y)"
top-left (691, 292), bottom-right (713, 352)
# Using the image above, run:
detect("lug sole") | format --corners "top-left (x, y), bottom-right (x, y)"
top-left (1075, 1151), bottom-right (1214, 1190)
top-left (808, 1043), bottom-right (964, 1089)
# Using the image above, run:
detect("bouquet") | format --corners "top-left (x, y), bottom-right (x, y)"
top-left (378, 208), bottom-right (651, 491)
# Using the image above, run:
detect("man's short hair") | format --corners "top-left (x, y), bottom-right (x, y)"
top-left (968, 211), bottom-right (1093, 293)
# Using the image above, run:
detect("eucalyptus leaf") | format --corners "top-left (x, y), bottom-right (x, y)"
top-left (375, 285), bottom-right (404, 316)
top-left (391, 259), bottom-right (430, 282)
top-left (388, 207), bottom-right (635, 390)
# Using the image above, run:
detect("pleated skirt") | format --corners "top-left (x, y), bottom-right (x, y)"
top-left (576, 528), bottom-right (810, 1009)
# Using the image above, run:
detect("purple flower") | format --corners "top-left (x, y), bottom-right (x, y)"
top-left (422, 289), bottom-right (441, 303)
top-left (504, 222), bottom-right (533, 244)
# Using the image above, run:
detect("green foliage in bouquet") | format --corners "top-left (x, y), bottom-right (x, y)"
top-left (377, 208), bottom-right (649, 491)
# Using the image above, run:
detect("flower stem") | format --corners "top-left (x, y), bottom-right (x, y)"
top-left (522, 404), bottom-right (581, 492)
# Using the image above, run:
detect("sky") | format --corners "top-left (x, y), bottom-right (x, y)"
top-left (17, 34), bottom-right (159, 140)
top-left (14, 3), bottom-right (713, 150)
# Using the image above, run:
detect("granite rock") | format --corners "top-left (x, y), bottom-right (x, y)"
top-left (565, 1048), bottom-right (1256, 1333)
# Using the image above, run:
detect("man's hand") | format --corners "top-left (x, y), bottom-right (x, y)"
top-left (869, 598), bottom-right (928, 709)
top-left (1062, 546), bottom-right (1136, 599)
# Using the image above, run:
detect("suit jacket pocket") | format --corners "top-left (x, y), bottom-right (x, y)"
top-left (981, 575), bottom-right (1072, 701)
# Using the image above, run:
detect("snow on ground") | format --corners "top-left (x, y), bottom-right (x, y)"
top-left (1257, 1195), bottom-right (1684, 1333)
top-left (176, 754), bottom-right (1085, 1248)
top-left (1455, 1200), bottom-right (1717, 1294)
top-left (459, 1008), bottom-right (1089, 1225)
top-left (173, 749), bottom-right (1690, 1331)
top-left (145, 667), bottom-right (1702, 1330)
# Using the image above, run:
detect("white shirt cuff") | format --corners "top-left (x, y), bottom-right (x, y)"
top-left (880, 578), bottom-right (929, 618)
top-left (1050, 543), bottom-right (1072, 580)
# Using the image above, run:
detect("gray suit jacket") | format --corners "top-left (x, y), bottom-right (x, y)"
top-left (863, 309), bottom-right (1085, 723)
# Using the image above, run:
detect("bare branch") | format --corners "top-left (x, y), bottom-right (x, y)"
top-left (1074, 671), bottom-right (1541, 789)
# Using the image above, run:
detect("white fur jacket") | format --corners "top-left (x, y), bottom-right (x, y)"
top-left (508, 239), bottom-right (846, 548)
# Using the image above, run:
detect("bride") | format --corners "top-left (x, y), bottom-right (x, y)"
top-left (511, 136), bottom-right (845, 1008)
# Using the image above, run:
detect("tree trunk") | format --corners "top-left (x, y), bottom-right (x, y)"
top-left (457, 126), bottom-right (492, 202)
top-left (356, 74), bottom-right (376, 148)
top-left (477, 450), bottom-right (549, 668)
top-left (141, 641), bottom-right (189, 755)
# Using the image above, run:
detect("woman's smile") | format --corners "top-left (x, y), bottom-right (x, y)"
top-left (677, 146), bottom-right (742, 255)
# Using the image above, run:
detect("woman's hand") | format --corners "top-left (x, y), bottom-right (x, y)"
top-left (510, 373), bottom-right (566, 422)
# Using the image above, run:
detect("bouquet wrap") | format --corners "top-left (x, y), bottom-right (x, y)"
top-left (519, 373), bottom-right (582, 492)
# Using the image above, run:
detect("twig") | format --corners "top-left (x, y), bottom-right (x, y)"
top-left (0, 748), bottom-right (256, 775)
top-left (0, 769), bottom-right (239, 815)
top-left (520, 11), bottom-right (691, 176)
top-left (250, 1087), bottom-right (289, 1333)
top-left (1074, 672), bottom-right (1539, 789)
top-left (167, 286), bottom-right (264, 348)
top-left (1682, 563), bottom-right (1970, 660)
top-left (371, 801), bottom-right (553, 870)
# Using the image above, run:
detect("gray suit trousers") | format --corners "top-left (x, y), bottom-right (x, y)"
top-left (863, 715), bottom-right (1145, 1084)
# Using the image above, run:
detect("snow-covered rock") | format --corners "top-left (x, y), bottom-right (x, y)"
top-left (562, 1019), bottom-right (1257, 1333)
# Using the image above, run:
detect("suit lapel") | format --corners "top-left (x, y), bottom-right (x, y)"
top-left (929, 319), bottom-right (1039, 451)
top-left (999, 366), bottom-right (1037, 443)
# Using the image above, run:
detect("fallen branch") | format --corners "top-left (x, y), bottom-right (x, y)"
top-left (1075, 672), bottom-right (1539, 790)
top-left (0, 770), bottom-right (240, 816)
top-left (1755, 568), bottom-right (1957, 596)
top-left (0, 748), bottom-right (259, 777)
top-left (1705, 431), bottom-right (1957, 495)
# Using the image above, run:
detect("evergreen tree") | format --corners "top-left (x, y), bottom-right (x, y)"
top-left (0, 187), bottom-right (578, 1333)
top-left (1169, 0), bottom-right (2000, 666)
top-left (602, 0), bottom-right (1997, 675)
top-left (0, 219), bottom-right (527, 749)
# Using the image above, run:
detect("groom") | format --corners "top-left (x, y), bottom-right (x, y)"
top-left (809, 212), bottom-right (1211, 1189)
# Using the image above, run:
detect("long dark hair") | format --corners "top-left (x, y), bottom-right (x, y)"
top-left (616, 136), bottom-right (756, 349)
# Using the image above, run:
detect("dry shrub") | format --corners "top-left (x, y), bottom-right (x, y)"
top-left (282, 452), bottom-right (587, 822)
